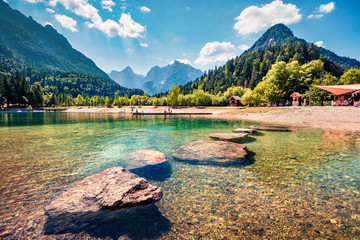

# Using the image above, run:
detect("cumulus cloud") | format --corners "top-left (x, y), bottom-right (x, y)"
top-left (54, 14), bottom-right (78, 32)
top-left (238, 44), bottom-right (250, 52)
top-left (46, 8), bottom-right (55, 14)
top-left (308, 2), bottom-right (335, 19)
top-left (314, 41), bottom-right (325, 48)
top-left (140, 6), bottom-right (151, 13)
top-left (319, 2), bottom-right (335, 14)
top-left (140, 43), bottom-right (148, 48)
top-left (101, 0), bottom-right (115, 12)
top-left (195, 41), bottom-right (236, 65)
top-left (171, 59), bottom-right (192, 65)
top-left (49, 0), bottom-right (145, 38)
top-left (234, 0), bottom-right (302, 36)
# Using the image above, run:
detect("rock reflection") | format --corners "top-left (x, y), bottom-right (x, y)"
top-left (44, 204), bottom-right (170, 240)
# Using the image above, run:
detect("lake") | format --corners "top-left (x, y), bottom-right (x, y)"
top-left (0, 112), bottom-right (359, 239)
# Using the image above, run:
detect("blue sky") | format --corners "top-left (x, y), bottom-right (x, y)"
top-left (5, 0), bottom-right (360, 75)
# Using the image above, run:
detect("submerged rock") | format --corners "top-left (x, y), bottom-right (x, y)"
top-left (232, 128), bottom-right (257, 134)
top-left (209, 133), bottom-right (248, 141)
top-left (172, 140), bottom-right (247, 165)
top-left (124, 149), bottom-right (166, 170)
top-left (44, 167), bottom-right (162, 217)
top-left (124, 149), bottom-right (171, 181)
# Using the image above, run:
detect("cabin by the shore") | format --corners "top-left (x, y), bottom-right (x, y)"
top-left (229, 96), bottom-right (241, 107)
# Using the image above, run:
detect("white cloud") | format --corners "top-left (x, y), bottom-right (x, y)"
top-left (308, 2), bottom-right (335, 19)
top-left (101, 0), bottom-right (115, 12)
top-left (140, 6), bottom-right (151, 13)
top-left (140, 43), bottom-right (148, 48)
top-left (46, 8), bottom-right (55, 14)
top-left (54, 14), bottom-right (78, 32)
top-left (314, 41), bottom-right (325, 48)
top-left (238, 44), bottom-right (250, 52)
top-left (171, 59), bottom-right (192, 65)
top-left (49, 0), bottom-right (145, 38)
top-left (127, 48), bottom-right (134, 53)
top-left (234, 0), bottom-right (302, 36)
top-left (195, 41), bottom-right (236, 65)
top-left (3, 0), bottom-right (7, 2)
top-left (186, 6), bottom-right (190, 11)
top-left (24, 0), bottom-right (42, 3)
top-left (319, 2), bottom-right (335, 14)
top-left (308, 14), bottom-right (323, 19)
top-left (44, 22), bottom-right (53, 27)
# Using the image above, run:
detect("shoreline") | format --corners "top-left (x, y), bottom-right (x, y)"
top-left (2, 106), bottom-right (360, 132)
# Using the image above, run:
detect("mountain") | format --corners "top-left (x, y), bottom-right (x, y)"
top-left (142, 60), bottom-right (203, 95)
top-left (180, 24), bottom-right (360, 95)
top-left (0, 1), bottom-right (108, 79)
top-left (245, 23), bottom-right (305, 53)
top-left (109, 61), bottom-right (203, 96)
top-left (108, 67), bottom-right (145, 89)
top-left (0, 2), bottom-right (144, 98)
top-left (245, 23), bottom-right (360, 69)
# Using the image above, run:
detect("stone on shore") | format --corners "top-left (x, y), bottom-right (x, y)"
top-left (44, 167), bottom-right (162, 217)
top-left (209, 133), bottom-right (248, 141)
top-left (257, 125), bottom-right (290, 131)
top-left (124, 149), bottom-right (166, 170)
top-left (232, 128), bottom-right (257, 134)
top-left (172, 140), bottom-right (247, 165)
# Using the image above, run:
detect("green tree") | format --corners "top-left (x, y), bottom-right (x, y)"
top-left (339, 69), bottom-right (360, 85)
top-left (167, 83), bottom-right (180, 106)
top-left (75, 94), bottom-right (84, 106)
top-left (30, 82), bottom-right (43, 107)
top-left (105, 96), bottom-right (111, 107)
top-left (114, 92), bottom-right (121, 106)
top-left (241, 89), bottom-right (258, 106)
top-left (85, 96), bottom-right (91, 107)
top-left (130, 98), bottom-right (135, 106)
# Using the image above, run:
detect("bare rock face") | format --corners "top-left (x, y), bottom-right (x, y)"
top-left (124, 149), bottom-right (166, 170)
top-left (209, 133), bottom-right (248, 141)
top-left (44, 167), bottom-right (162, 217)
top-left (172, 140), bottom-right (247, 165)
top-left (232, 128), bottom-right (257, 134)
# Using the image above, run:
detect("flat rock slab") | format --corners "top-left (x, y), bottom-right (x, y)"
top-left (209, 133), bottom-right (248, 141)
top-left (172, 140), bottom-right (247, 165)
top-left (124, 149), bottom-right (167, 170)
top-left (232, 128), bottom-right (257, 134)
top-left (44, 167), bottom-right (162, 217)
top-left (257, 125), bottom-right (290, 131)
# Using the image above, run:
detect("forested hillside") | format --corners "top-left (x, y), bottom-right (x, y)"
top-left (180, 24), bottom-right (359, 95)
top-left (0, 1), bottom-right (108, 79)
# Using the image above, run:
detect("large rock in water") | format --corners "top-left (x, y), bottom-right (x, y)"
top-left (172, 140), bottom-right (247, 165)
top-left (232, 128), bottom-right (257, 134)
top-left (209, 133), bottom-right (248, 141)
top-left (124, 149), bottom-right (166, 170)
top-left (44, 167), bottom-right (162, 217)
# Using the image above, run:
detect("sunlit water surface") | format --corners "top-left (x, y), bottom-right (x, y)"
top-left (0, 112), bottom-right (359, 239)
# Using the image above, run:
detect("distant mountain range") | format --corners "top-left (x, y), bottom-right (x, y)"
top-left (0, 1), bottom-right (143, 97)
top-left (180, 23), bottom-right (360, 94)
top-left (109, 61), bottom-right (203, 95)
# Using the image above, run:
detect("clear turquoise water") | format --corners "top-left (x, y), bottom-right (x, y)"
top-left (0, 112), bottom-right (359, 239)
